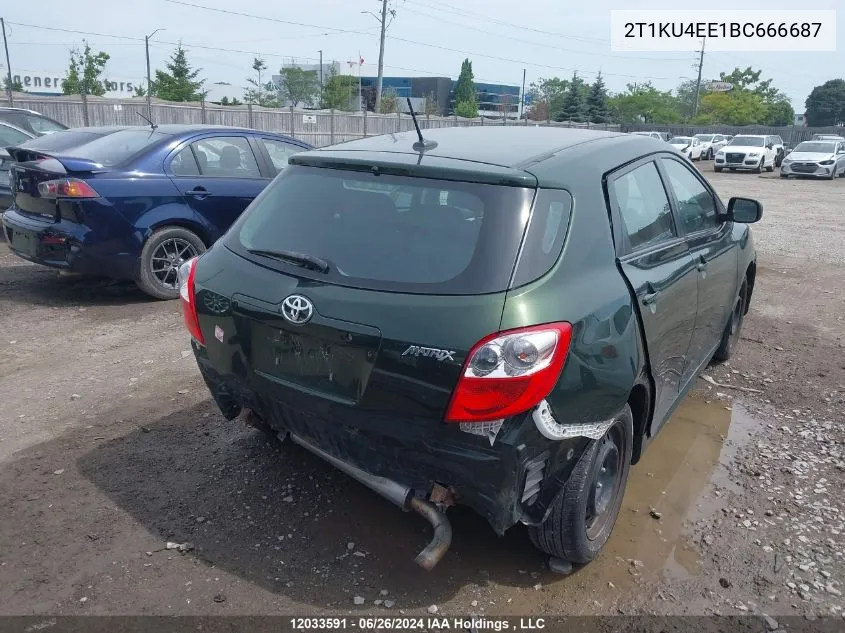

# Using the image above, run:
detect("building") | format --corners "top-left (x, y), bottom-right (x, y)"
top-left (358, 75), bottom-right (523, 117)
top-left (793, 112), bottom-right (807, 127)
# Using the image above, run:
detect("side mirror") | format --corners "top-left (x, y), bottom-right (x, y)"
top-left (727, 197), bottom-right (763, 224)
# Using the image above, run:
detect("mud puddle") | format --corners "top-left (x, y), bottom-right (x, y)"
top-left (486, 392), bottom-right (761, 614)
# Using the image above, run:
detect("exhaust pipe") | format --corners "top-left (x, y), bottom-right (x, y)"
top-left (290, 433), bottom-right (452, 570)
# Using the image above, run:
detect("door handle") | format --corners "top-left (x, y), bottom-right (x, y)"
top-left (187, 186), bottom-right (210, 199)
top-left (642, 292), bottom-right (658, 306)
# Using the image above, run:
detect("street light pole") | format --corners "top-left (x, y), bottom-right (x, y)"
top-left (145, 28), bottom-right (163, 121)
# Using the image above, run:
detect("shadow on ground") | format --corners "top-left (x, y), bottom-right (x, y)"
top-left (73, 401), bottom-right (545, 607)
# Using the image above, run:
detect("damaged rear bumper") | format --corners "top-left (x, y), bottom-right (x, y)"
top-left (193, 347), bottom-right (592, 545)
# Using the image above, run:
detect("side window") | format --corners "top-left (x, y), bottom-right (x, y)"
top-left (511, 189), bottom-right (573, 287)
top-left (611, 162), bottom-right (676, 251)
top-left (260, 138), bottom-right (301, 173)
top-left (0, 124), bottom-right (31, 146)
top-left (170, 145), bottom-right (200, 176)
top-left (191, 136), bottom-right (261, 178)
top-left (25, 115), bottom-right (66, 134)
top-left (660, 158), bottom-right (719, 234)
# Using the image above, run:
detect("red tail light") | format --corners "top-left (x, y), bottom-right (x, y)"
top-left (178, 257), bottom-right (205, 345)
top-left (445, 322), bottom-right (573, 423)
top-left (37, 178), bottom-right (99, 199)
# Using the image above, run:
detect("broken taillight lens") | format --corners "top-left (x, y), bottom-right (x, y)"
top-left (178, 256), bottom-right (204, 345)
top-left (445, 322), bottom-right (572, 423)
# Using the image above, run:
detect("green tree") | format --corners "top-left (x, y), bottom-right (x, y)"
top-left (561, 72), bottom-right (586, 122)
top-left (133, 84), bottom-right (146, 97)
top-left (528, 77), bottom-right (568, 121)
top-left (61, 41), bottom-right (110, 96)
top-left (805, 79), bottom-right (845, 127)
top-left (693, 90), bottom-right (766, 125)
top-left (423, 91), bottom-right (440, 116)
top-left (763, 96), bottom-right (794, 126)
top-left (674, 79), bottom-right (698, 120)
top-left (322, 65), bottom-right (357, 110)
top-left (277, 66), bottom-right (319, 108)
top-left (379, 87), bottom-right (399, 114)
top-left (219, 96), bottom-right (243, 106)
top-left (3, 76), bottom-right (24, 92)
top-left (609, 82), bottom-right (681, 124)
top-left (153, 45), bottom-right (205, 102)
top-left (454, 58), bottom-right (478, 117)
top-left (585, 72), bottom-right (610, 123)
top-left (245, 57), bottom-right (278, 107)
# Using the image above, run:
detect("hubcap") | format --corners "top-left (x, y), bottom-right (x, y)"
top-left (150, 238), bottom-right (197, 289)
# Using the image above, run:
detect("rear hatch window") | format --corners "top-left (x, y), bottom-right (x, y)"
top-left (226, 165), bottom-right (536, 294)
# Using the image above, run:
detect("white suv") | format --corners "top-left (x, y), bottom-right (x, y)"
top-left (694, 133), bottom-right (728, 160)
top-left (714, 135), bottom-right (777, 173)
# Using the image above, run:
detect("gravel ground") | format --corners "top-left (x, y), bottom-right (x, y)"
top-left (0, 166), bottom-right (843, 619)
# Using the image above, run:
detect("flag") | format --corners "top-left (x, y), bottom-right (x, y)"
top-left (360, 56), bottom-right (364, 66)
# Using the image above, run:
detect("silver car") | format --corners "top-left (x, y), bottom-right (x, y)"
top-left (780, 140), bottom-right (845, 179)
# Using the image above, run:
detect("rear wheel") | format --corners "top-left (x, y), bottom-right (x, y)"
top-left (528, 405), bottom-right (633, 564)
top-left (138, 226), bottom-right (207, 300)
top-left (714, 166), bottom-right (722, 173)
top-left (713, 282), bottom-right (747, 363)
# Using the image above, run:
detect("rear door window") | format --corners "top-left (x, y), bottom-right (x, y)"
top-left (610, 162), bottom-right (676, 251)
top-left (260, 138), bottom-right (302, 173)
top-left (191, 136), bottom-right (261, 178)
top-left (226, 165), bottom-right (534, 294)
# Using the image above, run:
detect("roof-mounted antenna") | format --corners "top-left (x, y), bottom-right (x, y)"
top-left (406, 97), bottom-right (437, 152)
top-left (136, 110), bottom-right (158, 131)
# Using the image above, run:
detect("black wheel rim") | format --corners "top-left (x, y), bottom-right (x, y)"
top-left (585, 423), bottom-right (624, 541)
top-left (728, 292), bottom-right (744, 352)
top-left (150, 237), bottom-right (197, 290)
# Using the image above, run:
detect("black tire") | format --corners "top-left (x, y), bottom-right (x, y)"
top-left (137, 226), bottom-right (207, 300)
top-left (714, 166), bottom-right (722, 173)
top-left (765, 162), bottom-right (774, 173)
top-left (753, 160), bottom-right (763, 174)
top-left (713, 282), bottom-right (747, 363)
top-left (528, 405), bottom-right (634, 564)
top-left (780, 173), bottom-right (789, 178)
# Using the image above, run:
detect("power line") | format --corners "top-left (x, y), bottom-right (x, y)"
top-left (401, 4), bottom-right (691, 63)
top-left (413, 0), bottom-right (611, 44)
top-left (153, 0), bottom-right (674, 81)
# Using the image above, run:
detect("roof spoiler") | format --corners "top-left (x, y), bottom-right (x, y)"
top-left (6, 147), bottom-right (105, 174)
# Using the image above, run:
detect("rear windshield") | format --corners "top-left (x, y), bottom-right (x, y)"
top-left (14, 129), bottom-right (121, 154)
top-left (59, 129), bottom-right (167, 166)
top-left (227, 165), bottom-right (536, 294)
top-left (794, 142), bottom-right (835, 153)
top-left (695, 134), bottom-right (713, 141)
top-left (672, 137), bottom-right (692, 144)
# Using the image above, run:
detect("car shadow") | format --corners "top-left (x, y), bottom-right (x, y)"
top-left (75, 401), bottom-right (547, 607)
top-left (0, 258), bottom-right (153, 308)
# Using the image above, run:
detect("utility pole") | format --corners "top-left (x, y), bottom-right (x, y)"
top-left (145, 29), bottom-right (163, 121)
top-left (1, 18), bottom-right (14, 107)
top-left (692, 37), bottom-right (705, 119)
top-left (318, 49), bottom-right (323, 108)
top-left (374, 0), bottom-right (388, 113)
top-left (519, 68), bottom-right (526, 119)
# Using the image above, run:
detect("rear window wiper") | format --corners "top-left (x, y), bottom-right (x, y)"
top-left (247, 248), bottom-right (330, 273)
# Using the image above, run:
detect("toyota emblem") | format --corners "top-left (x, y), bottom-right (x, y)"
top-left (281, 294), bottom-right (314, 325)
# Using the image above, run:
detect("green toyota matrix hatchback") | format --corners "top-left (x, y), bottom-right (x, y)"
top-left (179, 126), bottom-right (761, 570)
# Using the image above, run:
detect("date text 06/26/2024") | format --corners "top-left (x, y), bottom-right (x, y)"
top-left (610, 9), bottom-right (836, 52)
top-left (289, 617), bottom-right (546, 630)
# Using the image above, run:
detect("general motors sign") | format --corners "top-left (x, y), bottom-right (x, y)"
top-left (11, 70), bottom-right (140, 98)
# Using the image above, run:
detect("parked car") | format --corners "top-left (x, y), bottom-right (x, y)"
top-left (780, 140), bottom-right (845, 179)
top-left (668, 135), bottom-right (704, 161)
top-left (768, 135), bottom-right (786, 166)
top-left (811, 134), bottom-right (845, 142)
top-left (631, 131), bottom-right (669, 141)
top-left (2, 125), bottom-right (311, 298)
top-left (2, 126), bottom-right (129, 215)
top-left (0, 121), bottom-right (35, 211)
top-left (694, 133), bottom-right (728, 160)
top-left (714, 135), bottom-right (777, 173)
top-left (179, 126), bottom-right (761, 570)
top-left (0, 107), bottom-right (67, 136)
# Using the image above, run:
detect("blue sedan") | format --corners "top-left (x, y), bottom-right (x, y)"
top-left (2, 125), bottom-right (311, 298)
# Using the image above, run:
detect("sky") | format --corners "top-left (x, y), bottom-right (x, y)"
top-left (1, 0), bottom-right (841, 110)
